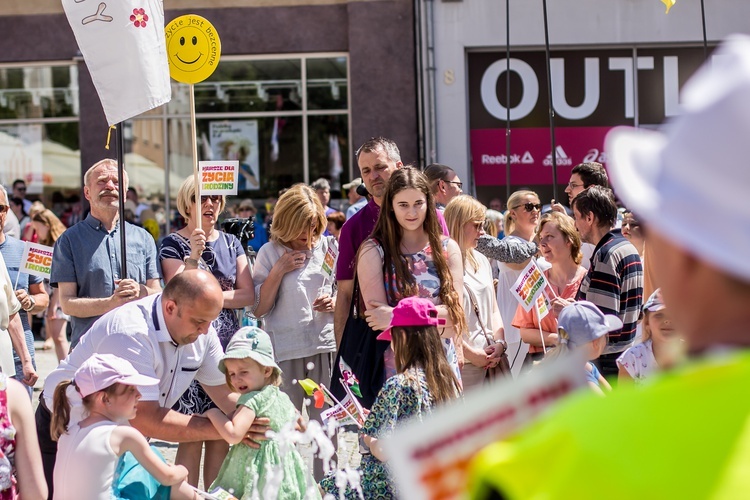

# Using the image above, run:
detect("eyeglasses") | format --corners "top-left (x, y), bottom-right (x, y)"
top-left (15, 186), bottom-right (26, 192)
top-left (567, 182), bottom-right (583, 189)
top-left (191, 194), bottom-right (223, 204)
top-left (444, 180), bottom-right (463, 189)
top-left (513, 202), bottom-right (542, 212)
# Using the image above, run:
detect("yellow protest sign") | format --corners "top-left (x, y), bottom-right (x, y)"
top-left (164, 14), bottom-right (221, 84)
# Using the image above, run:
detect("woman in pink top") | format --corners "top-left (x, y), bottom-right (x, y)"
top-left (512, 212), bottom-right (587, 363)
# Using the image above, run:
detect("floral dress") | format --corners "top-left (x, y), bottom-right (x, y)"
top-left (320, 368), bottom-right (435, 499)
top-left (210, 385), bottom-right (320, 500)
top-left (0, 374), bottom-right (17, 499)
top-left (159, 231), bottom-right (244, 414)
top-left (375, 239), bottom-right (462, 385)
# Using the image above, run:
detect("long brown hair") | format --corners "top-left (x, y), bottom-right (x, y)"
top-left (32, 209), bottom-right (67, 246)
top-left (391, 325), bottom-right (461, 402)
top-left (50, 380), bottom-right (125, 441)
top-left (370, 168), bottom-right (466, 334)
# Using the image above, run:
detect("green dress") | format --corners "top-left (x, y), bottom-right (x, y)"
top-left (210, 385), bottom-right (320, 500)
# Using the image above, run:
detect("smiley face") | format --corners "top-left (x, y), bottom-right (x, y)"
top-left (165, 15), bottom-right (221, 84)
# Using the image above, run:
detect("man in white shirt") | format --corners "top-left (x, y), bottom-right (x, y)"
top-left (36, 270), bottom-right (241, 497)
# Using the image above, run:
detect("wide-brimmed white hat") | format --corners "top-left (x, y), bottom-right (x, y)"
top-left (606, 35), bottom-right (750, 283)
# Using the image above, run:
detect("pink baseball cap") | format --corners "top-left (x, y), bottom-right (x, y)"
top-left (74, 354), bottom-right (159, 398)
top-left (376, 297), bottom-right (446, 341)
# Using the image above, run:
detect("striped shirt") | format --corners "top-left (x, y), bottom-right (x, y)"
top-left (577, 230), bottom-right (643, 354)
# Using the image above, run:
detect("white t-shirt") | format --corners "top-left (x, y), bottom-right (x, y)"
top-left (54, 420), bottom-right (119, 500)
top-left (617, 339), bottom-right (659, 383)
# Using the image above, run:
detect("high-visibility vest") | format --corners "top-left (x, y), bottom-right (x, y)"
top-left (467, 350), bottom-right (750, 499)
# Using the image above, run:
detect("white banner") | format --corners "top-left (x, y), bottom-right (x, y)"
top-left (61, 0), bottom-right (171, 125)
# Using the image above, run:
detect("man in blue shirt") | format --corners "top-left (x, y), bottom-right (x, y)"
top-left (51, 158), bottom-right (161, 348)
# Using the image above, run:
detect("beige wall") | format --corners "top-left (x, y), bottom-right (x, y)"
top-left (0, 0), bottom-right (369, 16)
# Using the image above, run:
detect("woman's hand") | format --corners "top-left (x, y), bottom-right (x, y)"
top-left (274, 250), bottom-right (307, 275)
top-left (364, 301), bottom-right (394, 331)
top-left (188, 228), bottom-right (207, 260)
top-left (312, 294), bottom-right (335, 313)
top-left (550, 297), bottom-right (575, 319)
top-left (464, 344), bottom-right (491, 368)
top-left (484, 342), bottom-right (506, 368)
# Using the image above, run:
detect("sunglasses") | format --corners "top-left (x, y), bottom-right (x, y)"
top-left (191, 194), bottom-right (223, 204)
top-left (238, 207), bottom-right (253, 212)
top-left (514, 202), bottom-right (542, 212)
top-left (0, 205), bottom-right (7, 213)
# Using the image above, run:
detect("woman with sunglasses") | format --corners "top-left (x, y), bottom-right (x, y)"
top-left (495, 190), bottom-right (545, 374)
top-left (158, 176), bottom-right (255, 488)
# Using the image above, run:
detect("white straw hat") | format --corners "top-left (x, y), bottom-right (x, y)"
top-left (606, 35), bottom-right (750, 283)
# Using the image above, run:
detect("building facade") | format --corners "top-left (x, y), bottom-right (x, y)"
top-left (0, 0), bottom-right (419, 218)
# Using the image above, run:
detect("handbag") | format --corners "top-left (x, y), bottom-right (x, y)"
top-left (331, 276), bottom-right (389, 409)
top-left (464, 283), bottom-right (511, 382)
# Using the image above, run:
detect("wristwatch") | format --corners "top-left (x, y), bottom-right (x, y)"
top-left (496, 339), bottom-right (508, 353)
top-left (24, 296), bottom-right (36, 312)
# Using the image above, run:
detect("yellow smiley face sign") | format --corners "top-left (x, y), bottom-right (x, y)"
top-left (164, 14), bottom-right (221, 84)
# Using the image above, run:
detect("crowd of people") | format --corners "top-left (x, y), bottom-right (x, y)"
top-left (0, 36), bottom-right (748, 500)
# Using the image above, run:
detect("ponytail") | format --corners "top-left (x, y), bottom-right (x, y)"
top-left (50, 380), bottom-right (75, 441)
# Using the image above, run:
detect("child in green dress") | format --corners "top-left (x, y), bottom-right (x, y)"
top-left (204, 327), bottom-right (320, 500)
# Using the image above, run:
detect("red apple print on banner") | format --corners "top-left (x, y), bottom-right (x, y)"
top-left (130, 8), bottom-right (149, 28)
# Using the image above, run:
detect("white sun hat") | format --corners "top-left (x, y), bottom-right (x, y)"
top-left (605, 35), bottom-right (750, 283)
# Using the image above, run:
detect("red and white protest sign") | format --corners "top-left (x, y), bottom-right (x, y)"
top-left (383, 355), bottom-right (586, 500)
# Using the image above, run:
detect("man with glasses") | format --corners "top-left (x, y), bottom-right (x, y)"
top-left (424, 163), bottom-right (463, 211)
top-left (12, 179), bottom-right (31, 214)
top-left (572, 185), bottom-right (642, 377)
top-left (50, 158), bottom-right (161, 348)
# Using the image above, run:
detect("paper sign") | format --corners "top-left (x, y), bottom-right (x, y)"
top-left (321, 393), bottom-right (364, 427)
top-left (199, 161), bottom-right (239, 195)
top-left (510, 259), bottom-right (550, 312)
top-left (383, 354), bottom-right (587, 500)
top-left (20, 242), bottom-right (54, 279)
top-left (165, 14), bottom-right (221, 84)
top-left (535, 291), bottom-right (550, 321)
top-left (321, 240), bottom-right (338, 278)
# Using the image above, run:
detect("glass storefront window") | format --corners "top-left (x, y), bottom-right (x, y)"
top-left (0, 65), bottom-right (78, 119)
top-left (306, 57), bottom-right (348, 110)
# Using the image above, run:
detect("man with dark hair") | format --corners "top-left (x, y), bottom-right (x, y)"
top-left (423, 163), bottom-right (463, 210)
top-left (334, 137), bottom-right (451, 347)
top-left (551, 161), bottom-right (608, 213)
top-left (572, 185), bottom-right (642, 376)
top-left (12, 179), bottom-right (31, 213)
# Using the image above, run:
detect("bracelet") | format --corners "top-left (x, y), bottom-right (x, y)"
top-left (496, 339), bottom-right (508, 352)
top-left (184, 257), bottom-right (200, 267)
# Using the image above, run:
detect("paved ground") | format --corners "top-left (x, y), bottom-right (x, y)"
top-left (31, 340), bottom-right (360, 491)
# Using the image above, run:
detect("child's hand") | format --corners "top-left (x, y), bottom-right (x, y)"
top-left (242, 417), bottom-right (272, 449)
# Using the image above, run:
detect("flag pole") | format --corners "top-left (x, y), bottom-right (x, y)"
top-left (700, 0), bottom-right (708, 60)
top-left (541, 0), bottom-right (558, 202)
top-left (189, 83), bottom-right (201, 232)
top-left (115, 122), bottom-right (128, 278)
top-left (504, 0), bottom-right (512, 202)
